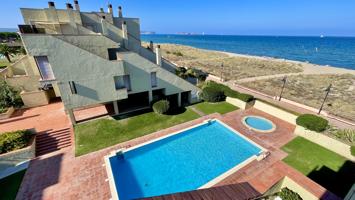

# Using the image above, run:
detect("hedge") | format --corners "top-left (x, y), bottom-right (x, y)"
top-left (296, 114), bottom-right (328, 132)
top-left (0, 130), bottom-right (32, 154)
top-left (152, 100), bottom-right (170, 114)
top-left (204, 81), bottom-right (254, 102)
top-left (201, 86), bottom-right (225, 102)
top-left (351, 146), bottom-right (355, 156)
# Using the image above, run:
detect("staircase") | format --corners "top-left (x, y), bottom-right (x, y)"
top-left (36, 128), bottom-right (72, 156)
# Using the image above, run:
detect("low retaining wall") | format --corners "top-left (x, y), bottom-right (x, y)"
top-left (226, 97), bottom-right (253, 110)
top-left (294, 126), bottom-right (354, 161)
top-left (20, 90), bottom-right (50, 107)
top-left (0, 135), bottom-right (36, 179)
top-left (0, 107), bottom-right (15, 120)
top-left (253, 100), bottom-right (298, 125)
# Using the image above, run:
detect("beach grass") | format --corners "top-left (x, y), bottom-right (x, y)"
top-left (282, 137), bottom-right (355, 198)
top-left (149, 43), bottom-right (303, 80)
top-left (75, 107), bottom-right (200, 156)
top-left (242, 74), bottom-right (355, 121)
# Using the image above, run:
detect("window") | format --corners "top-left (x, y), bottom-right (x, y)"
top-left (34, 56), bottom-right (55, 80)
top-left (114, 75), bottom-right (131, 91)
top-left (151, 72), bottom-right (157, 88)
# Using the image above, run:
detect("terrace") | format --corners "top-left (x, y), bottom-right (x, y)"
top-left (0, 97), bottom-right (346, 200)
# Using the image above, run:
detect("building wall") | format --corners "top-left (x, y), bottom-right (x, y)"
top-left (22, 34), bottom-right (127, 109)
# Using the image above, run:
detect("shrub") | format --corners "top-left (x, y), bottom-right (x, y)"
top-left (201, 86), bottom-right (225, 102)
top-left (351, 146), bottom-right (355, 156)
top-left (0, 80), bottom-right (23, 109)
top-left (152, 100), bottom-right (170, 114)
top-left (296, 114), bottom-right (328, 132)
top-left (204, 81), bottom-right (254, 102)
top-left (173, 51), bottom-right (183, 56)
top-left (0, 130), bottom-right (32, 154)
top-left (278, 187), bottom-right (302, 200)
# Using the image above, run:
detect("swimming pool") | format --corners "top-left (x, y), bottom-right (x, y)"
top-left (243, 116), bottom-right (276, 132)
top-left (105, 119), bottom-right (264, 200)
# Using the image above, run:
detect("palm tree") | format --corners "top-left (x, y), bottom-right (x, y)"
top-left (0, 44), bottom-right (20, 63)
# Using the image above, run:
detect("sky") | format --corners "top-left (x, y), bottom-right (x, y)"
top-left (0, 0), bottom-right (354, 36)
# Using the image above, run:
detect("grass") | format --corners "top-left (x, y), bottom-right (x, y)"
top-left (0, 170), bottom-right (26, 200)
top-left (75, 107), bottom-right (200, 156)
top-left (194, 101), bottom-right (238, 115)
top-left (282, 137), bottom-right (355, 198)
top-left (0, 58), bottom-right (10, 69)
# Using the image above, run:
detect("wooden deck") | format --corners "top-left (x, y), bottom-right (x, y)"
top-left (142, 182), bottom-right (261, 200)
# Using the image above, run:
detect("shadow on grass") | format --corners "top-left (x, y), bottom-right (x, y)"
top-left (112, 108), bottom-right (153, 120)
top-left (308, 160), bottom-right (355, 198)
top-left (165, 107), bottom-right (187, 115)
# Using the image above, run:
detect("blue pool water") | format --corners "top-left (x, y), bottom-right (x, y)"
top-left (245, 116), bottom-right (274, 131)
top-left (108, 120), bottom-right (262, 199)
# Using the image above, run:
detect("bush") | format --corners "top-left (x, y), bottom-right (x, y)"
top-left (278, 187), bottom-right (302, 200)
top-left (296, 114), bottom-right (328, 132)
top-left (152, 100), bottom-right (170, 114)
top-left (0, 130), bottom-right (32, 154)
top-left (201, 86), bottom-right (225, 102)
top-left (0, 80), bottom-right (23, 109)
top-left (204, 81), bottom-right (254, 102)
top-left (351, 146), bottom-right (355, 156)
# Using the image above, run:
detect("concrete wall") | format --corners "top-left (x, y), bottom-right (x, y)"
top-left (56, 35), bottom-right (119, 59)
top-left (254, 100), bottom-right (298, 125)
top-left (22, 34), bottom-right (126, 109)
top-left (120, 52), bottom-right (200, 103)
top-left (226, 97), bottom-right (253, 110)
top-left (20, 90), bottom-right (50, 107)
top-left (294, 126), bottom-right (354, 161)
top-left (0, 135), bottom-right (35, 179)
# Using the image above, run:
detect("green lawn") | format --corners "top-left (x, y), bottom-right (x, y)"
top-left (0, 58), bottom-right (10, 69)
top-left (75, 107), bottom-right (200, 156)
top-left (193, 101), bottom-right (238, 115)
top-left (282, 137), bottom-right (355, 198)
top-left (0, 170), bottom-right (26, 200)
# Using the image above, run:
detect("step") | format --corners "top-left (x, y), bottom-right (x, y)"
top-left (36, 139), bottom-right (71, 150)
top-left (36, 128), bottom-right (71, 137)
top-left (36, 134), bottom-right (71, 143)
top-left (36, 144), bottom-right (71, 156)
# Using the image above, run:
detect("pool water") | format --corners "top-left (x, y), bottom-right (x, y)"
top-left (244, 116), bottom-right (274, 131)
top-left (108, 120), bottom-right (262, 200)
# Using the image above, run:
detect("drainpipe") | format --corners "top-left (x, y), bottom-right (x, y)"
top-left (74, 0), bottom-right (80, 11)
top-left (118, 6), bottom-right (123, 18)
top-left (122, 21), bottom-right (128, 48)
top-left (156, 45), bottom-right (162, 66)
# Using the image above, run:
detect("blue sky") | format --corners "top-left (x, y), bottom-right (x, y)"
top-left (1, 0), bottom-right (354, 36)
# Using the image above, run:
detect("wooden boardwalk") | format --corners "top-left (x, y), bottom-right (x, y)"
top-left (142, 182), bottom-right (261, 200)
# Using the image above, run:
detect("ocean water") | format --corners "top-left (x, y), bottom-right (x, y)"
top-left (141, 34), bottom-right (355, 70)
top-left (109, 120), bottom-right (261, 200)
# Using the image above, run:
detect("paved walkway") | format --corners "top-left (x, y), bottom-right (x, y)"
top-left (13, 105), bottom-right (339, 200)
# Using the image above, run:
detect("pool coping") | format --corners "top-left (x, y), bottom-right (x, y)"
top-left (104, 118), bottom-right (268, 200)
top-left (242, 115), bottom-right (277, 133)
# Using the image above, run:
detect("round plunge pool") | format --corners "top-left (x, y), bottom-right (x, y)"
top-left (242, 116), bottom-right (276, 133)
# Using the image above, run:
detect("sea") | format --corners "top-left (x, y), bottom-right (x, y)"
top-left (141, 34), bottom-right (355, 70)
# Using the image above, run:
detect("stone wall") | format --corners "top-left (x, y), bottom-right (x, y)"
top-left (253, 100), bottom-right (298, 125)
top-left (20, 90), bottom-right (50, 107)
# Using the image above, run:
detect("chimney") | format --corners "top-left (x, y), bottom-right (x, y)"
top-left (122, 21), bottom-right (128, 48)
top-left (149, 41), bottom-right (154, 51)
top-left (118, 6), bottom-right (123, 18)
top-left (48, 1), bottom-right (55, 9)
top-left (66, 3), bottom-right (73, 10)
top-left (74, 0), bottom-right (80, 11)
top-left (100, 8), bottom-right (104, 13)
top-left (156, 45), bottom-right (162, 66)
top-left (108, 4), bottom-right (113, 14)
